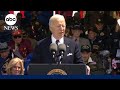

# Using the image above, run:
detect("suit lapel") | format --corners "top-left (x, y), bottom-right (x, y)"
top-left (64, 37), bottom-right (70, 47)
top-left (63, 37), bottom-right (71, 62)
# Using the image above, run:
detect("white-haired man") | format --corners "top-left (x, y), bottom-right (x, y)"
top-left (32, 14), bottom-right (90, 75)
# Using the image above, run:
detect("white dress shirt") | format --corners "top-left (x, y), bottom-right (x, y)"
top-left (51, 35), bottom-right (64, 45)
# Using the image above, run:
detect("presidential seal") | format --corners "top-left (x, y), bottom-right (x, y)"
top-left (47, 69), bottom-right (67, 75)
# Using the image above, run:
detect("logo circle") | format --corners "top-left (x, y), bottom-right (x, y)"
top-left (47, 69), bottom-right (67, 75)
top-left (5, 14), bottom-right (17, 25)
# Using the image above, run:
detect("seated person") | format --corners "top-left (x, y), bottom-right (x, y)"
top-left (0, 42), bottom-right (15, 74)
top-left (6, 57), bottom-right (24, 75)
top-left (8, 29), bottom-right (33, 59)
top-left (81, 45), bottom-right (105, 74)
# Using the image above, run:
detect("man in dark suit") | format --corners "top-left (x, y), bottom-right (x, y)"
top-left (32, 14), bottom-right (83, 64)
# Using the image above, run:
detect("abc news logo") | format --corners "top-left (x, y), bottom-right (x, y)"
top-left (6, 17), bottom-right (16, 21)
top-left (4, 14), bottom-right (18, 30)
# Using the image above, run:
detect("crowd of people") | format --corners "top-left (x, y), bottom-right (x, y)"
top-left (0, 11), bottom-right (120, 75)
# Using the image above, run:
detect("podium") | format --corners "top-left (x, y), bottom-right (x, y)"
top-left (28, 64), bottom-right (87, 75)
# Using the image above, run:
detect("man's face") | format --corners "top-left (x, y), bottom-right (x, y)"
top-left (88, 31), bottom-right (96, 40)
top-left (81, 51), bottom-right (91, 62)
top-left (71, 29), bottom-right (82, 38)
top-left (95, 23), bottom-right (104, 30)
top-left (50, 19), bottom-right (66, 39)
top-left (0, 50), bottom-right (9, 59)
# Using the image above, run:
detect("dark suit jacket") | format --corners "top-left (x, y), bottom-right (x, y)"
top-left (31, 37), bottom-right (83, 64)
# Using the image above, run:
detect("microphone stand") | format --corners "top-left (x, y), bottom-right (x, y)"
top-left (55, 55), bottom-right (61, 65)
top-left (57, 53), bottom-right (64, 65)
top-left (52, 53), bottom-right (57, 64)
top-left (51, 52), bottom-right (61, 64)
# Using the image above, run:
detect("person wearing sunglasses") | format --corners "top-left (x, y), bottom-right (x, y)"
top-left (8, 29), bottom-right (33, 59)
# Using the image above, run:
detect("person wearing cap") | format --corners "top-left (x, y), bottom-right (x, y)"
top-left (70, 22), bottom-right (91, 50)
top-left (81, 45), bottom-right (105, 74)
top-left (95, 18), bottom-right (106, 38)
top-left (8, 29), bottom-right (33, 59)
top-left (0, 42), bottom-right (15, 74)
top-left (94, 18), bottom-right (110, 51)
top-left (87, 27), bottom-right (102, 53)
top-left (81, 45), bottom-right (96, 65)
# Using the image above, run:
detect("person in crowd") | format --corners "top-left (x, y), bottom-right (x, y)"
top-left (64, 25), bottom-right (72, 38)
top-left (94, 18), bottom-right (109, 51)
top-left (8, 29), bottom-right (33, 59)
top-left (15, 13), bottom-right (28, 30)
top-left (87, 27), bottom-right (101, 53)
top-left (6, 57), bottom-right (24, 75)
top-left (80, 45), bottom-right (105, 74)
top-left (70, 22), bottom-right (91, 50)
top-left (22, 28), bottom-right (37, 50)
top-left (110, 22), bottom-right (120, 58)
top-left (0, 42), bottom-right (15, 74)
top-left (30, 20), bottom-right (48, 41)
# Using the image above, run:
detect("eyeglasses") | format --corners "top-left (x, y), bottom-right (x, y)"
top-left (13, 35), bottom-right (22, 39)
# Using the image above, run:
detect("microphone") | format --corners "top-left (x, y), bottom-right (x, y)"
top-left (58, 44), bottom-right (66, 59)
top-left (50, 43), bottom-right (57, 58)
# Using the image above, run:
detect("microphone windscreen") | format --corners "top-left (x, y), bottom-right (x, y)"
top-left (58, 44), bottom-right (66, 52)
top-left (50, 43), bottom-right (57, 52)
